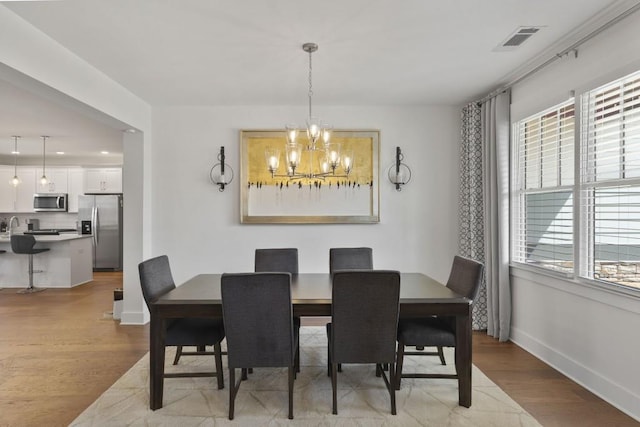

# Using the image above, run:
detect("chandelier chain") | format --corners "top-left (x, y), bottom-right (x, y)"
top-left (308, 48), bottom-right (313, 119)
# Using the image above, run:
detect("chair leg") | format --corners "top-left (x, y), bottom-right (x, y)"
top-left (395, 341), bottom-right (405, 390)
top-left (228, 368), bottom-right (238, 420)
top-left (29, 254), bottom-right (34, 290)
top-left (288, 366), bottom-right (294, 419)
top-left (17, 254), bottom-right (45, 294)
top-left (376, 363), bottom-right (382, 377)
top-left (438, 346), bottom-right (446, 365)
top-left (331, 362), bottom-right (338, 415)
top-left (173, 346), bottom-right (183, 365)
top-left (214, 342), bottom-right (224, 389)
top-left (294, 344), bottom-right (300, 379)
top-left (389, 361), bottom-right (397, 415)
top-left (241, 368), bottom-right (248, 381)
top-left (327, 340), bottom-right (331, 377)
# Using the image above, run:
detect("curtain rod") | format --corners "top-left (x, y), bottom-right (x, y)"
top-left (477, 2), bottom-right (640, 104)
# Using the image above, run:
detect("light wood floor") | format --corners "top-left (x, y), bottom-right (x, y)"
top-left (0, 273), bottom-right (637, 426)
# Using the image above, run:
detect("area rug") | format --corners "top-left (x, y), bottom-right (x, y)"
top-left (71, 327), bottom-right (540, 426)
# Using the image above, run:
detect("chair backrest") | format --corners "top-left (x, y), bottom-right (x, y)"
top-left (254, 248), bottom-right (298, 274)
top-left (331, 270), bottom-right (400, 364)
top-left (138, 255), bottom-right (176, 310)
top-left (446, 255), bottom-right (484, 302)
top-left (222, 272), bottom-right (294, 368)
top-left (329, 247), bottom-right (373, 274)
top-left (11, 234), bottom-right (36, 254)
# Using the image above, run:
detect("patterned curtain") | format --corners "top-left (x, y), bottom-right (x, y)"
top-left (459, 102), bottom-right (487, 330)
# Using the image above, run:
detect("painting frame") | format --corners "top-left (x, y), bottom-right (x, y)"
top-left (240, 129), bottom-right (380, 224)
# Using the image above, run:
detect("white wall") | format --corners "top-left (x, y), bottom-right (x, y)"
top-left (150, 105), bottom-right (461, 285)
top-left (0, 5), bottom-right (151, 325)
top-left (1, 2), bottom-right (462, 327)
top-left (510, 10), bottom-right (640, 421)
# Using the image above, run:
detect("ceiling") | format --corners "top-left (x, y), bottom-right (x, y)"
top-left (0, 0), bottom-right (628, 161)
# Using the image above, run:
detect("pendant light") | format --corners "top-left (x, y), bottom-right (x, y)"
top-left (40, 135), bottom-right (48, 186)
top-left (10, 136), bottom-right (21, 187)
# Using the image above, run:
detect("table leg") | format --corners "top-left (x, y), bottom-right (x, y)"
top-left (150, 310), bottom-right (166, 410)
top-left (455, 306), bottom-right (472, 407)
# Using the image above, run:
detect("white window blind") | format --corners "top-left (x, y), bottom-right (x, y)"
top-left (580, 70), bottom-right (640, 287)
top-left (512, 101), bottom-right (575, 273)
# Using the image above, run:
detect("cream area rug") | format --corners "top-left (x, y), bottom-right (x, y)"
top-left (71, 327), bottom-right (540, 426)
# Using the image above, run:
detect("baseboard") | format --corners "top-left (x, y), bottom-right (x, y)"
top-left (119, 310), bottom-right (148, 325)
top-left (510, 326), bottom-right (640, 422)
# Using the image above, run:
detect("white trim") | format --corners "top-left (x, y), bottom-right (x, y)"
top-left (510, 325), bottom-right (640, 422)
top-left (511, 264), bottom-right (640, 313)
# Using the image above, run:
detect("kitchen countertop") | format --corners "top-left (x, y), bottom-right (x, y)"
top-left (0, 233), bottom-right (92, 243)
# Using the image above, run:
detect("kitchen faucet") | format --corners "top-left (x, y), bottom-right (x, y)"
top-left (8, 216), bottom-right (19, 237)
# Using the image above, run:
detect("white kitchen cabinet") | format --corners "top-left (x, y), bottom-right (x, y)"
top-left (0, 166), bottom-right (15, 212)
top-left (15, 167), bottom-right (37, 212)
top-left (0, 167), bottom-right (37, 213)
top-left (84, 168), bottom-right (122, 193)
top-left (36, 167), bottom-right (68, 194)
top-left (67, 168), bottom-right (84, 213)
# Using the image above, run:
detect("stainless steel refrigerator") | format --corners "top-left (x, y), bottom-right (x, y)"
top-left (78, 194), bottom-right (123, 271)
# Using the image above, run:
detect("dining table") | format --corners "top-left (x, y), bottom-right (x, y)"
top-left (149, 272), bottom-right (473, 410)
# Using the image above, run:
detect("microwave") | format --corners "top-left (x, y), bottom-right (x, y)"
top-left (33, 193), bottom-right (68, 212)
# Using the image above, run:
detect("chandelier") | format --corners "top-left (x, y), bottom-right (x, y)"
top-left (265, 43), bottom-right (354, 181)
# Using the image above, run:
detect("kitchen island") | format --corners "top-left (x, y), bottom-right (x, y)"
top-left (0, 233), bottom-right (93, 288)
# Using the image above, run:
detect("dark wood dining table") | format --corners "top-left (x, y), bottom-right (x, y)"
top-left (149, 272), bottom-right (473, 410)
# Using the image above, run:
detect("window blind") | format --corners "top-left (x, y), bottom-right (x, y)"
top-left (512, 101), bottom-right (575, 273)
top-left (580, 70), bottom-right (640, 286)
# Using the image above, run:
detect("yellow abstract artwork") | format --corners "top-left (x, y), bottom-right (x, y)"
top-left (240, 130), bottom-right (380, 224)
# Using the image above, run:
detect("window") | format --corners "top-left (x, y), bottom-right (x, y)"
top-left (580, 70), bottom-right (640, 288)
top-left (512, 101), bottom-right (575, 273)
top-left (512, 69), bottom-right (640, 291)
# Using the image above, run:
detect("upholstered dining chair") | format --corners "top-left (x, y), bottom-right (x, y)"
top-left (138, 255), bottom-right (225, 389)
top-left (328, 247), bottom-right (374, 373)
top-left (395, 255), bottom-right (484, 390)
top-left (221, 272), bottom-right (299, 420)
top-left (329, 247), bottom-right (373, 274)
top-left (327, 270), bottom-right (401, 415)
top-left (254, 248), bottom-right (298, 274)
top-left (254, 248), bottom-right (300, 374)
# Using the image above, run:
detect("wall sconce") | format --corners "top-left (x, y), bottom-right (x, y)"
top-left (387, 146), bottom-right (412, 191)
top-left (209, 146), bottom-right (234, 192)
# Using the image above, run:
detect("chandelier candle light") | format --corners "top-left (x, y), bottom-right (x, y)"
top-left (266, 43), bottom-right (354, 181)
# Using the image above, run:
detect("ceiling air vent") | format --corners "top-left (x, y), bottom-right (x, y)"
top-left (494, 27), bottom-right (542, 51)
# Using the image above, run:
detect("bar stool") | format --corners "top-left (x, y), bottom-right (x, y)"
top-left (11, 235), bottom-right (49, 294)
